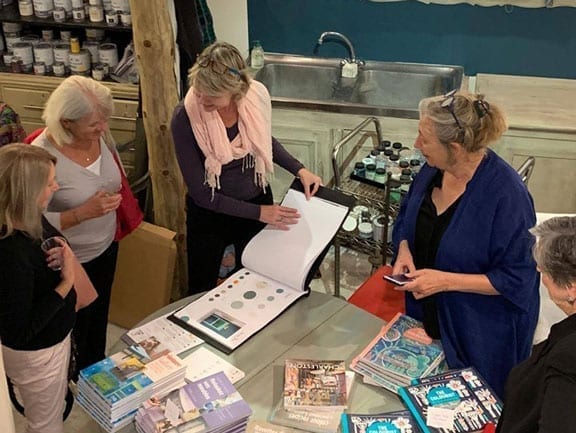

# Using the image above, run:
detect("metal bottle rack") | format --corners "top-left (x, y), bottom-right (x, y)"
top-left (331, 116), bottom-right (401, 297)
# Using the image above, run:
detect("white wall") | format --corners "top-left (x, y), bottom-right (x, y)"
top-left (206, 0), bottom-right (249, 57)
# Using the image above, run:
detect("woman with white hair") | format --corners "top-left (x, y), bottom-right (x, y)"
top-left (496, 216), bottom-right (576, 432)
top-left (33, 76), bottom-right (122, 373)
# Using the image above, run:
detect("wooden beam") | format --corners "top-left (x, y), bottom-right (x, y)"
top-left (129, 0), bottom-right (188, 300)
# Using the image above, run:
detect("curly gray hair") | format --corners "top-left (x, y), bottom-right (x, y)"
top-left (530, 216), bottom-right (576, 288)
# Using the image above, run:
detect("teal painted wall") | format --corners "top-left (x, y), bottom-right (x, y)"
top-left (247, 0), bottom-right (576, 79)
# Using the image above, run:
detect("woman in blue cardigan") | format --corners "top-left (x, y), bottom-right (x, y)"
top-left (391, 91), bottom-right (539, 397)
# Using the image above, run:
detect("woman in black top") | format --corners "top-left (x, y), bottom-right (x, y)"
top-left (0, 144), bottom-right (90, 433)
top-left (496, 216), bottom-right (576, 433)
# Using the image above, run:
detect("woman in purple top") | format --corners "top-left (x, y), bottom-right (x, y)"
top-left (171, 42), bottom-right (322, 295)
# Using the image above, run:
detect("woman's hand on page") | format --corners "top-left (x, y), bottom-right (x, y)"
top-left (297, 168), bottom-right (323, 200)
top-left (260, 204), bottom-right (300, 230)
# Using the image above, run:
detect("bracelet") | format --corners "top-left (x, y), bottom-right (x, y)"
top-left (72, 210), bottom-right (81, 224)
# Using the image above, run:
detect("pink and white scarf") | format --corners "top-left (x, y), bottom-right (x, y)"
top-left (183, 80), bottom-right (274, 193)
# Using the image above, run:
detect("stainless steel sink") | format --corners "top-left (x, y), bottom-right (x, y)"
top-left (253, 53), bottom-right (464, 119)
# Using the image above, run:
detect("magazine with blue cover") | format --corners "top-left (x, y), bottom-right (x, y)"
top-left (350, 313), bottom-right (445, 393)
top-left (399, 368), bottom-right (502, 433)
top-left (341, 410), bottom-right (422, 433)
top-left (79, 344), bottom-right (185, 407)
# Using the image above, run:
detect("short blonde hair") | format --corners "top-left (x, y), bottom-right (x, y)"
top-left (531, 216), bottom-right (576, 288)
top-left (419, 91), bottom-right (508, 153)
top-left (42, 75), bottom-right (114, 146)
top-left (188, 41), bottom-right (251, 99)
top-left (0, 144), bottom-right (57, 240)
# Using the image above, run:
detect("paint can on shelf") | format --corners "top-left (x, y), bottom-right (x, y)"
top-left (33, 42), bottom-right (55, 72)
top-left (105, 9), bottom-right (118, 26)
top-left (2, 22), bottom-right (23, 34)
top-left (89, 5), bottom-right (104, 22)
top-left (60, 30), bottom-right (72, 41)
top-left (69, 49), bottom-right (91, 76)
top-left (82, 41), bottom-right (100, 64)
top-left (98, 43), bottom-right (118, 69)
top-left (12, 42), bottom-right (34, 71)
top-left (85, 28), bottom-right (105, 42)
top-left (18, 0), bottom-right (34, 17)
top-left (53, 6), bottom-right (67, 22)
top-left (52, 61), bottom-right (66, 76)
top-left (5, 34), bottom-right (21, 52)
top-left (33, 0), bottom-right (54, 18)
top-left (20, 35), bottom-right (41, 47)
top-left (33, 61), bottom-right (46, 75)
top-left (53, 42), bottom-right (70, 66)
top-left (54, 0), bottom-right (73, 16)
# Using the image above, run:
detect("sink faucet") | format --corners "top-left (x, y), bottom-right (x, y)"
top-left (314, 31), bottom-right (362, 78)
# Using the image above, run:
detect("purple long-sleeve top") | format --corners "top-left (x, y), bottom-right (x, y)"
top-left (171, 102), bottom-right (304, 220)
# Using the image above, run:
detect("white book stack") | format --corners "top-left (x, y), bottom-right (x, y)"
top-left (76, 344), bottom-right (187, 433)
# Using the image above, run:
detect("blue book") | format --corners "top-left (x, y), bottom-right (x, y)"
top-left (399, 368), bottom-right (502, 433)
top-left (341, 410), bottom-right (422, 433)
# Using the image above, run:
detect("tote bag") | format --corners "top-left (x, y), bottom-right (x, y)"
top-left (111, 150), bottom-right (144, 241)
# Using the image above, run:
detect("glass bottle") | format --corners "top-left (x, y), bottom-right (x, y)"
top-left (250, 40), bottom-right (264, 70)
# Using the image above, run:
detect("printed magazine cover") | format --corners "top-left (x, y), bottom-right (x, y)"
top-left (283, 359), bottom-right (347, 410)
top-left (341, 410), bottom-right (422, 433)
top-left (350, 313), bottom-right (445, 393)
top-left (135, 371), bottom-right (252, 433)
top-left (399, 368), bottom-right (502, 433)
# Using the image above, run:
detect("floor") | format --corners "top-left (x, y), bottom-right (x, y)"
top-left (11, 246), bottom-right (375, 433)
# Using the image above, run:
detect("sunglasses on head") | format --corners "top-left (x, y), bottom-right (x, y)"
top-left (196, 53), bottom-right (241, 77)
top-left (440, 89), bottom-right (465, 139)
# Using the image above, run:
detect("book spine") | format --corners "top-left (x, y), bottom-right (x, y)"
top-left (398, 387), bottom-right (431, 433)
top-left (340, 413), bottom-right (350, 433)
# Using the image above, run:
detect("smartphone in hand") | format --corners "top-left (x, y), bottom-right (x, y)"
top-left (383, 274), bottom-right (414, 286)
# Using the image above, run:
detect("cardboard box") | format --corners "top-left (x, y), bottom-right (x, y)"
top-left (109, 222), bottom-right (177, 328)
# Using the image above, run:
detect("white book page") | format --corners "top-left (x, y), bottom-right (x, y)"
top-left (172, 268), bottom-right (306, 351)
top-left (242, 189), bottom-right (349, 291)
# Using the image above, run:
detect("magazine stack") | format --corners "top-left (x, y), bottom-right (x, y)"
top-left (134, 371), bottom-right (253, 433)
top-left (76, 344), bottom-right (187, 432)
top-left (350, 313), bottom-right (447, 393)
top-left (269, 359), bottom-right (350, 433)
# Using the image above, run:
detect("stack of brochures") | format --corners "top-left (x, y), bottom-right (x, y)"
top-left (350, 313), bottom-right (447, 394)
top-left (134, 371), bottom-right (253, 433)
top-left (269, 359), bottom-right (352, 433)
top-left (399, 367), bottom-right (503, 433)
top-left (76, 344), bottom-right (187, 432)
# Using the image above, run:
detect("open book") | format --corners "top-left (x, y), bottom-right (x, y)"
top-left (169, 182), bottom-right (354, 353)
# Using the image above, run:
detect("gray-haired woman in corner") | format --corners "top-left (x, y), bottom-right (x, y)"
top-left (33, 76), bottom-right (123, 374)
top-left (496, 216), bottom-right (576, 433)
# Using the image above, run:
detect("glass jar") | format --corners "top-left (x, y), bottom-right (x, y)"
top-left (353, 162), bottom-right (365, 177)
top-left (374, 168), bottom-right (387, 184)
top-left (365, 163), bottom-right (376, 181)
top-left (392, 142), bottom-right (404, 154)
top-left (387, 154), bottom-right (401, 180)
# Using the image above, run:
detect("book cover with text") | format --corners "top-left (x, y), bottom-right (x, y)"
top-left (283, 359), bottom-right (347, 411)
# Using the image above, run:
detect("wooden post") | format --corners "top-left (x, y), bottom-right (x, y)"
top-left (129, 0), bottom-right (188, 300)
